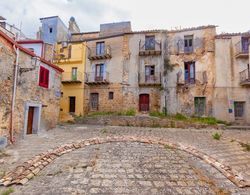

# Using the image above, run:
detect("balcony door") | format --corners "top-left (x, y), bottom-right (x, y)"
top-left (241, 37), bottom-right (249, 53)
top-left (95, 64), bottom-right (104, 81)
top-left (145, 36), bottom-right (155, 50)
top-left (72, 67), bottom-right (77, 81)
top-left (184, 61), bottom-right (195, 84)
top-left (145, 66), bottom-right (155, 82)
top-left (96, 42), bottom-right (105, 55)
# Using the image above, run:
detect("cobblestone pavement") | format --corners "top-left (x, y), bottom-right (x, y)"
top-left (11, 142), bottom-right (248, 195)
top-left (0, 124), bottom-right (250, 194)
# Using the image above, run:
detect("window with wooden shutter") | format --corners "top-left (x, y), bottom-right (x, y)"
top-left (39, 66), bottom-right (49, 88)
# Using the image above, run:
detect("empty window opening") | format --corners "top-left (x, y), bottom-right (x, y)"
top-left (109, 92), bottom-right (114, 100)
top-left (184, 61), bottom-right (195, 84)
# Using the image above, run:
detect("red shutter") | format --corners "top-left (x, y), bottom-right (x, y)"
top-left (39, 66), bottom-right (49, 88)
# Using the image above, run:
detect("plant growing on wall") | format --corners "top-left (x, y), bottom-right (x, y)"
top-left (163, 56), bottom-right (174, 76)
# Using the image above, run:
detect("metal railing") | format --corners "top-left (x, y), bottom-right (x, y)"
top-left (88, 45), bottom-right (111, 58)
top-left (235, 41), bottom-right (249, 56)
top-left (177, 71), bottom-right (207, 85)
top-left (239, 68), bottom-right (250, 83)
top-left (85, 72), bottom-right (110, 82)
top-left (138, 72), bottom-right (161, 84)
top-left (62, 72), bottom-right (83, 82)
top-left (139, 40), bottom-right (162, 52)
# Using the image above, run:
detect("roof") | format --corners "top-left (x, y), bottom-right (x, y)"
top-left (17, 39), bottom-right (44, 44)
top-left (0, 16), bottom-right (6, 20)
top-left (216, 32), bottom-right (250, 39)
top-left (40, 16), bottom-right (58, 20)
top-left (0, 29), bottom-right (63, 73)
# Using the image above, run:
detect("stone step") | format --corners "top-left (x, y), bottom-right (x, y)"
top-left (226, 126), bottom-right (250, 130)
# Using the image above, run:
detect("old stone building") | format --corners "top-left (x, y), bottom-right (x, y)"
top-left (163, 26), bottom-right (216, 117)
top-left (214, 33), bottom-right (250, 124)
top-left (0, 30), bottom-right (63, 143)
top-left (71, 22), bottom-right (163, 114)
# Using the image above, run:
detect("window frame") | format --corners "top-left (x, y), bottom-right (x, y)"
top-left (184, 61), bottom-right (195, 84)
top-left (108, 92), bottom-right (114, 100)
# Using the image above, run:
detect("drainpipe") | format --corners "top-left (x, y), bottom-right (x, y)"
top-left (9, 45), bottom-right (19, 144)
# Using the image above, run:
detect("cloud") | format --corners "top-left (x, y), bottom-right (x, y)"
top-left (0, 0), bottom-right (249, 38)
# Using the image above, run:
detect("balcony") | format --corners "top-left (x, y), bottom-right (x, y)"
top-left (177, 71), bottom-right (208, 86)
top-left (235, 41), bottom-right (249, 58)
top-left (139, 40), bottom-right (162, 56)
top-left (62, 72), bottom-right (83, 84)
top-left (88, 46), bottom-right (112, 60)
top-left (138, 72), bottom-right (162, 86)
top-left (184, 46), bottom-right (194, 54)
top-left (85, 72), bottom-right (110, 85)
top-left (239, 68), bottom-right (250, 86)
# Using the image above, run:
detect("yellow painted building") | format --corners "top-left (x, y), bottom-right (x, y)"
top-left (54, 41), bottom-right (86, 121)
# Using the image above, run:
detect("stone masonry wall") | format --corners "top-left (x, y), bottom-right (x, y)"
top-left (0, 36), bottom-right (15, 138)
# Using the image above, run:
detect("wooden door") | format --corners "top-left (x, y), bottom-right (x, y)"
top-left (139, 94), bottom-right (149, 112)
top-left (90, 93), bottom-right (99, 110)
top-left (194, 97), bottom-right (206, 116)
top-left (27, 107), bottom-right (34, 134)
top-left (69, 96), bottom-right (76, 113)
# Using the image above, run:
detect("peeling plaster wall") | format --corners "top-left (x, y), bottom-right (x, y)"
top-left (163, 27), bottom-right (216, 116)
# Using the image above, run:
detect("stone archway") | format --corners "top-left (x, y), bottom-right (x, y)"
top-left (0, 136), bottom-right (247, 187)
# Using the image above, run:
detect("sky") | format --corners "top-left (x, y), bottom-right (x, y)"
top-left (0, 0), bottom-right (249, 38)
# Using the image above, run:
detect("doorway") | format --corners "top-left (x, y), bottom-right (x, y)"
top-left (27, 107), bottom-right (34, 134)
top-left (24, 103), bottom-right (41, 135)
top-left (234, 101), bottom-right (245, 119)
top-left (194, 97), bottom-right (206, 116)
top-left (90, 93), bottom-right (99, 110)
top-left (69, 96), bottom-right (76, 113)
top-left (139, 94), bottom-right (149, 112)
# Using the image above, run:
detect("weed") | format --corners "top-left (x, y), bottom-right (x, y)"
top-left (240, 142), bottom-right (250, 152)
top-left (164, 144), bottom-right (173, 150)
top-left (101, 129), bottom-right (108, 134)
top-left (149, 111), bottom-right (165, 118)
top-left (170, 121), bottom-right (176, 128)
top-left (124, 109), bottom-right (136, 116)
top-left (212, 132), bottom-right (222, 140)
top-left (1, 188), bottom-right (14, 195)
top-left (173, 113), bottom-right (187, 121)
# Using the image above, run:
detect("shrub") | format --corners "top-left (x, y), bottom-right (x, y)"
top-left (124, 109), bottom-right (136, 116)
top-left (212, 132), bottom-right (221, 140)
top-left (1, 188), bottom-right (14, 195)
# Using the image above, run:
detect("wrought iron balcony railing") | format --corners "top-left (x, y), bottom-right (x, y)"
top-left (235, 41), bottom-right (249, 58)
top-left (85, 72), bottom-right (110, 84)
top-left (139, 40), bottom-right (162, 56)
top-left (61, 72), bottom-right (83, 83)
top-left (138, 72), bottom-right (162, 85)
top-left (88, 46), bottom-right (112, 60)
top-left (239, 68), bottom-right (250, 86)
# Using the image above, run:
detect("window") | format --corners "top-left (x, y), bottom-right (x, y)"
top-left (194, 97), bottom-right (206, 116)
top-left (145, 65), bottom-right (155, 82)
top-left (68, 45), bottom-right (72, 58)
top-left (234, 102), bottom-right (245, 118)
top-left (241, 37), bottom-right (249, 53)
top-left (145, 36), bottom-right (155, 50)
top-left (39, 66), bottom-right (49, 88)
top-left (72, 67), bottom-right (77, 81)
top-left (184, 35), bottom-right (193, 53)
top-left (49, 27), bottom-right (53, 33)
top-left (109, 92), bottom-right (114, 100)
top-left (95, 64), bottom-right (104, 81)
top-left (96, 42), bottom-right (105, 55)
top-left (184, 61), bottom-right (195, 84)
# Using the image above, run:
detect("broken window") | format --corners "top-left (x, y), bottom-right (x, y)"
top-left (145, 65), bottom-right (155, 82)
top-left (96, 42), bottom-right (105, 55)
top-left (234, 102), bottom-right (245, 118)
top-left (145, 36), bottom-right (155, 50)
top-left (184, 61), bottom-right (195, 84)
top-left (184, 35), bottom-right (193, 53)
top-left (194, 97), bottom-right (206, 116)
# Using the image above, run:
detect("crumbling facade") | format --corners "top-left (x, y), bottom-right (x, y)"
top-left (0, 30), bottom-right (63, 143)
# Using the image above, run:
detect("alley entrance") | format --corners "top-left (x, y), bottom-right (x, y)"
top-left (139, 94), bottom-right (149, 112)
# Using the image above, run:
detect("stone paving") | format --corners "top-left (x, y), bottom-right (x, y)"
top-left (0, 124), bottom-right (250, 194)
